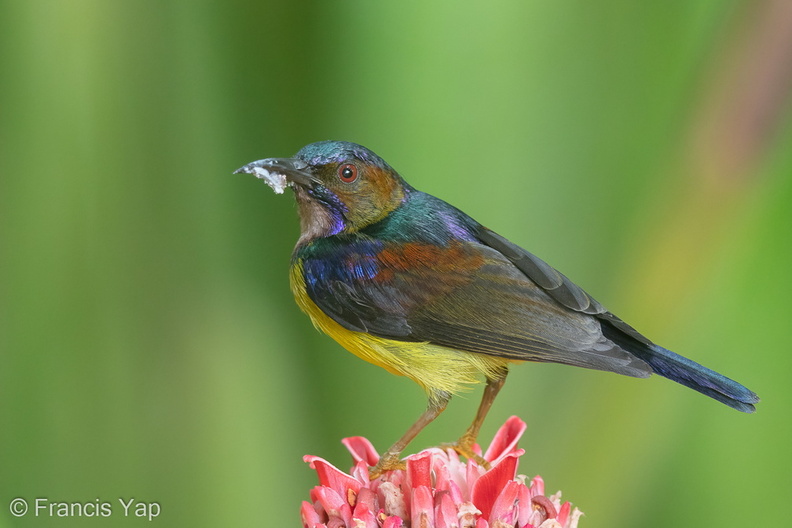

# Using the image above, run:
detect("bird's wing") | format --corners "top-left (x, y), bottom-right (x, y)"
top-left (474, 227), bottom-right (606, 314)
top-left (475, 226), bottom-right (655, 347)
top-left (299, 236), bottom-right (651, 377)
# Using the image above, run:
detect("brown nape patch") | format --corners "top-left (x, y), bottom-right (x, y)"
top-left (367, 166), bottom-right (403, 204)
top-left (347, 166), bottom-right (405, 228)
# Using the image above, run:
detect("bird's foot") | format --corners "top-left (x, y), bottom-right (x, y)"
top-left (440, 433), bottom-right (491, 470)
top-left (369, 452), bottom-right (406, 479)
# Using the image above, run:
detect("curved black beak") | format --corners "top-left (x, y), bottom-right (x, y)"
top-left (233, 157), bottom-right (316, 194)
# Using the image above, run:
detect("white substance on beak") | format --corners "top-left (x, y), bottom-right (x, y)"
top-left (250, 166), bottom-right (289, 194)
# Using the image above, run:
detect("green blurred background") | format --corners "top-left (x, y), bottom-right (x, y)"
top-left (1, 1), bottom-right (790, 527)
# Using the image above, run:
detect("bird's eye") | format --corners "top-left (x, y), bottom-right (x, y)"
top-left (338, 163), bottom-right (359, 183)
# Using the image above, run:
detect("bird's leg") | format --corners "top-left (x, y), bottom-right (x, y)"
top-left (446, 373), bottom-right (507, 469)
top-left (370, 391), bottom-right (450, 478)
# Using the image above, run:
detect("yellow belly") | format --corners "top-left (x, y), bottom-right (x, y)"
top-left (290, 261), bottom-right (512, 395)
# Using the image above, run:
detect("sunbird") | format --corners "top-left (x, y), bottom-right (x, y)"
top-left (235, 141), bottom-right (758, 474)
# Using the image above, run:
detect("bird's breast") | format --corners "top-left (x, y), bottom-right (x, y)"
top-left (289, 259), bottom-right (404, 376)
top-left (288, 259), bottom-right (512, 395)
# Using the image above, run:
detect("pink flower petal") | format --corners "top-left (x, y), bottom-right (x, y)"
top-left (354, 487), bottom-right (379, 515)
top-left (528, 476), bottom-right (544, 498)
top-left (516, 480), bottom-right (532, 528)
top-left (488, 480), bottom-right (521, 525)
top-left (440, 449), bottom-right (475, 500)
top-left (301, 500), bottom-right (324, 527)
top-left (382, 468), bottom-right (406, 489)
top-left (471, 453), bottom-right (518, 519)
top-left (305, 455), bottom-right (363, 498)
top-left (382, 517), bottom-right (405, 528)
top-left (351, 460), bottom-right (371, 486)
top-left (313, 486), bottom-right (353, 527)
top-left (411, 485), bottom-right (435, 528)
top-left (464, 460), bottom-right (485, 499)
top-left (530, 495), bottom-right (557, 523)
top-left (342, 436), bottom-right (381, 466)
top-left (447, 479), bottom-right (465, 505)
top-left (483, 416), bottom-right (527, 465)
top-left (434, 491), bottom-right (458, 528)
top-left (351, 500), bottom-right (378, 528)
top-left (378, 481), bottom-right (408, 520)
top-left (568, 507), bottom-right (583, 528)
top-left (459, 502), bottom-right (481, 528)
top-left (556, 501), bottom-right (571, 526)
top-left (407, 451), bottom-right (433, 490)
top-left (444, 447), bottom-right (464, 467)
top-left (433, 456), bottom-right (452, 494)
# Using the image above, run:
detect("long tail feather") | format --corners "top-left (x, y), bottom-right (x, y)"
top-left (637, 344), bottom-right (759, 413)
top-left (601, 322), bottom-right (759, 413)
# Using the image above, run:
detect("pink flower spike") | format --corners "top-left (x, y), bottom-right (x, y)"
top-left (304, 456), bottom-right (363, 497)
top-left (301, 416), bottom-right (582, 528)
top-left (342, 436), bottom-right (381, 466)
top-left (471, 453), bottom-right (519, 520)
top-left (483, 416), bottom-right (527, 465)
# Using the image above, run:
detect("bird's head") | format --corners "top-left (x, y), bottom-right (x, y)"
top-left (235, 141), bottom-right (410, 244)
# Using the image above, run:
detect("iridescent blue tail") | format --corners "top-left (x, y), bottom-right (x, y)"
top-left (637, 344), bottom-right (758, 413)
top-left (600, 321), bottom-right (759, 413)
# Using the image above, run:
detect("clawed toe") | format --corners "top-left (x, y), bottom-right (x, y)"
top-left (369, 453), bottom-right (407, 479)
top-left (440, 440), bottom-right (491, 469)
